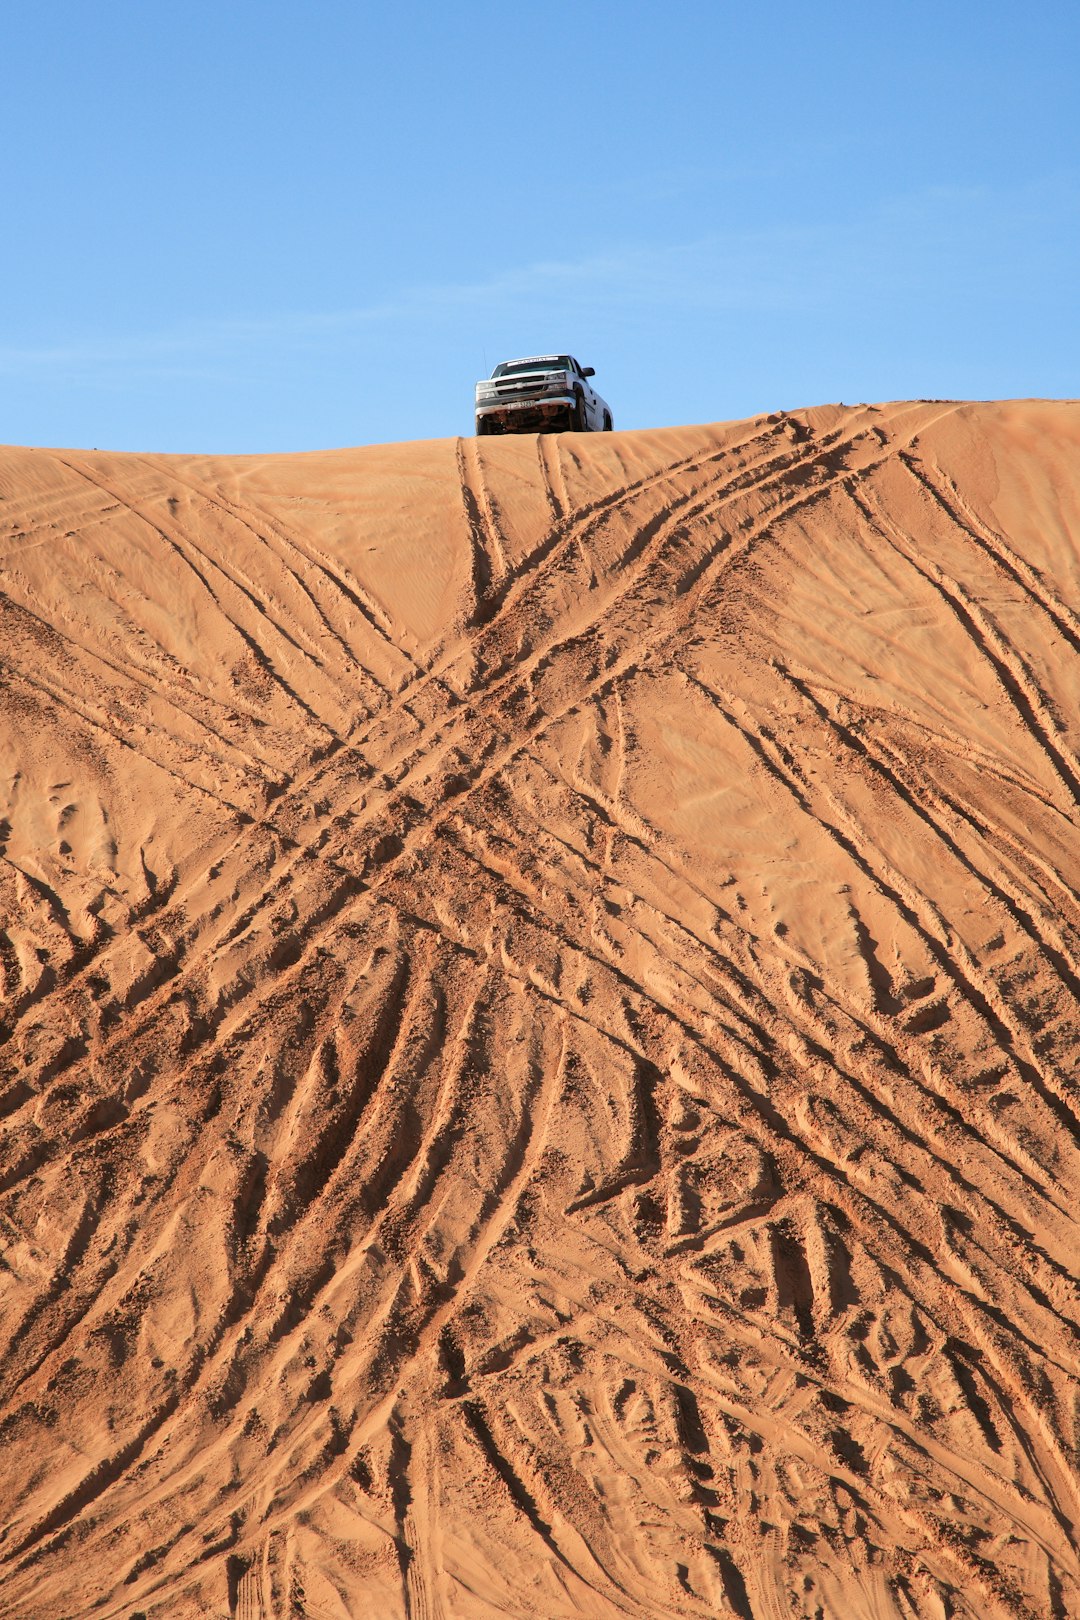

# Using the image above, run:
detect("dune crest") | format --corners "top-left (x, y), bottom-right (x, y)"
top-left (1, 401), bottom-right (1078, 1618)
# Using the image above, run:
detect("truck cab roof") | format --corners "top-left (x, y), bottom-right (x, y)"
top-left (493, 356), bottom-right (578, 377)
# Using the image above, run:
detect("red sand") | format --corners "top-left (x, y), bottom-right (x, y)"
top-left (1, 402), bottom-right (1078, 1618)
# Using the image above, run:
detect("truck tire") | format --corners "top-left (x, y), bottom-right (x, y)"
top-left (603, 411), bottom-right (613, 431)
top-left (573, 392), bottom-right (589, 432)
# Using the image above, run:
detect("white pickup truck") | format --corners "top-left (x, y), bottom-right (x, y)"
top-left (475, 355), bottom-right (613, 436)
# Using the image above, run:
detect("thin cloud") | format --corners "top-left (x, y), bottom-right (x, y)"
top-left (1, 174), bottom-right (1074, 384)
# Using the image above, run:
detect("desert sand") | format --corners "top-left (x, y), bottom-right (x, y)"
top-left (0, 401), bottom-right (1078, 1619)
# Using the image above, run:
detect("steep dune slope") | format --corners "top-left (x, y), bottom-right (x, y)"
top-left (0, 402), bottom-right (1078, 1619)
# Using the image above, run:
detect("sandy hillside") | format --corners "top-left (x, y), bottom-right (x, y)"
top-left (1, 401), bottom-right (1078, 1620)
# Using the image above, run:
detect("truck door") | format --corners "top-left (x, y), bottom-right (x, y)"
top-left (574, 360), bottom-right (594, 430)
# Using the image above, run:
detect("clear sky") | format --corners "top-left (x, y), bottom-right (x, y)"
top-left (3, 1), bottom-right (1077, 452)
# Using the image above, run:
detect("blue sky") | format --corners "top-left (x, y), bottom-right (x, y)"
top-left (2, 2), bottom-right (1077, 452)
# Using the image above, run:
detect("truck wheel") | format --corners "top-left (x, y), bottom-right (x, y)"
top-left (603, 411), bottom-right (613, 431)
top-left (476, 420), bottom-right (489, 436)
top-left (573, 393), bottom-right (589, 432)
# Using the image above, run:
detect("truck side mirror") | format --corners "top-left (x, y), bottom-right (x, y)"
top-left (582, 366), bottom-right (595, 377)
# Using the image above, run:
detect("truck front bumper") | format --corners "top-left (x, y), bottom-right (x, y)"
top-left (476, 395), bottom-right (575, 434)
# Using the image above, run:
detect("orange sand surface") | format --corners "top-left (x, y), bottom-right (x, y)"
top-left (1, 402), bottom-right (1078, 1619)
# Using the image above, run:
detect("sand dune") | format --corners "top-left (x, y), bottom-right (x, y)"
top-left (1, 401), bottom-right (1078, 1619)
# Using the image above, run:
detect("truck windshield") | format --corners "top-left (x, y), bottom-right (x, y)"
top-left (493, 358), bottom-right (572, 377)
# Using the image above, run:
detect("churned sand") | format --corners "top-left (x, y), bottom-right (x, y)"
top-left (1, 401), bottom-right (1078, 1618)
